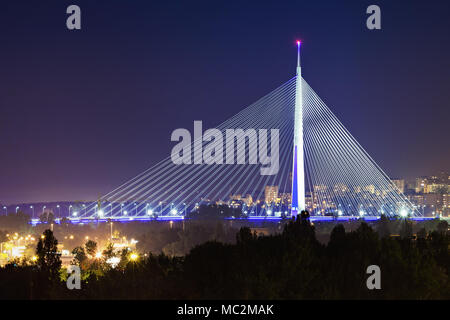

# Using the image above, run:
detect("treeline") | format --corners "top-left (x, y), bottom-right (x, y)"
top-left (0, 215), bottom-right (449, 299)
top-left (0, 211), bottom-right (30, 232)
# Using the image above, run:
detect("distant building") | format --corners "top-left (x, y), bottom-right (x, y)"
top-left (404, 179), bottom-right (416, 192)
top-left (392, 179), bottom-right (405, 193)
top-left (264, 186), bottom-right (279, 204)
top-left (230, 194), bottom-right (242, 201)
top-left (314, 185), bottom-right (328, 193)
top-left (229, 194), bottom-right (253, 206)
top-left (438, 172), bottom-right (450, 185)
top-left (279, 193), bottom-right (291, 205)
top-left (305, 192), bottom-right (314, 211)
top-left (424, 193), bottom-right (443, 209)
top-left (407, 194), bottom-right (424, 207)
top-left (424, 183), bottom-right (447, 194)
top-left (364, 185), bottom-right (376, 194)
top-left (243, 194), bottom-right (253, 206)
top-left (415, 177), bottom-right (428, 193)
top-left (333, 183), bottom-right (349, 193)
top-left (443, 194), bottom-right (450, 216)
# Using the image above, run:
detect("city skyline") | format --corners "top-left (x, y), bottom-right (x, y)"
top-left (4, 170), bottom-right (448, 219)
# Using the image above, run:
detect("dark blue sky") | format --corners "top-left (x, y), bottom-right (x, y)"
top-left (0, 0), bottom-right (449, 204)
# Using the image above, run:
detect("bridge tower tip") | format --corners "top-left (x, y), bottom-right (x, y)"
top-left (296, 40), bottom-right (301, 75)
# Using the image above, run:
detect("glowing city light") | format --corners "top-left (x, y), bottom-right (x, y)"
top-left (400, 208), bottom-right (408, 218)
top-left (106, 257), bottom-right (120, 268)
top-left (129, 253), bottom-right (138, 261)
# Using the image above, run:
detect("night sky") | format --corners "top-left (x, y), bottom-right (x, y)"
top-left (1, 0), bottom-right (449, 205)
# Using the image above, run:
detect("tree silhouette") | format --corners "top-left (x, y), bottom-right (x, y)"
top-left (85, 240), bottom-right (98, 257)
top-left (236, 227), bottom-right (255, 244)
top-left (416, 227), bottom-right (427, 239)
top-left (35, 229), bottom-right (61, 279)
top-left (72, 246), bottom-right (87, 266)
top-left (102, 243), bottom-right (115, 260)
top-left (376, 214), bottom-right (391, 238)
top-left (436, 221), bottom-right (448, 234)
top-left (400, 219), bottom-right (413, 239)
top-left (2, 216), bottom-right (449, 299)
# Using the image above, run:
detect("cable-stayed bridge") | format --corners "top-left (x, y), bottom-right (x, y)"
top-left (36, 44), bottom-right (422, 224)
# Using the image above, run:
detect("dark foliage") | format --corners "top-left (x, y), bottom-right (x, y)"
top-left (0, 215), bottom-right (448, 299)
top-left (36, 229), bottom-right (61, 280)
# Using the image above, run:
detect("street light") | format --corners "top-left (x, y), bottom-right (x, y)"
top-left (2, 206), bottom-right (6, 215)
top-left (56, 205), bottom-right (60, 218)
top-left (16, 206), bottom-right (19, 213)
top-left (83, 204), bottom-right (86, 215)
top-left (30, 205), bottom-right (34, 219)
top-left (123, 210), bottom-right (128, 216)
top-left (72, 211), bottom-right (78, 217)
top-left (69, 205), bottom-right (73, 217)
top-left (134, 203), bottom-right (137, 215)
top-left (147, 208), bottom-right (153, 216)
top-left (121, 203), bottom-right (124, 215)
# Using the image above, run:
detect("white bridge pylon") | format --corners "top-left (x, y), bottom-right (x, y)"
top-left (74, 45), bottom-right (419, 220)
top-left (291, 40), bottom-right (305, 217)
